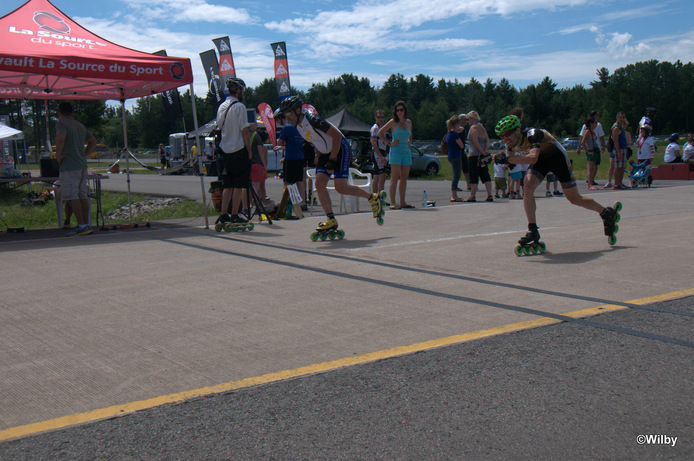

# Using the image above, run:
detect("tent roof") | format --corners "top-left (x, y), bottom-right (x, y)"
top-left (0, 0), bottom-right (193, 100)
top-left (326, 109), bottom-right (372, 137)
top-left (0, 122), bottom-right (23, 140)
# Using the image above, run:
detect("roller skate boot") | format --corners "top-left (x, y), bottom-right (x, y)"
top-left (601, 201), bottom-right (622, 245)
top-left (515, 224), bottom-right (546, 256)
top-left (311, 217), bottom-right (344, 241)
top-left (369, 191), bottom-right (387, 226)
top-left (225, 214), bottom-right (255, 232)
top-left (214, 213), bottom-right (231, 232)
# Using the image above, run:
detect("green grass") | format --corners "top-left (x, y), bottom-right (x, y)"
top-left (0, 185), bottom-right (206, 231)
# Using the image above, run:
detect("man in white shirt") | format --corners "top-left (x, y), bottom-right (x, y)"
top-left (216, 77), bottom-right (252, 226)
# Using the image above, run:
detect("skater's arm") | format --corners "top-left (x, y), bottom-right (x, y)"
top-left (507, 148), bottom-right (539, 165)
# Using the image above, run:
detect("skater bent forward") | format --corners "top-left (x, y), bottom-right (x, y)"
top-left (277, 96), bottom-right (385, 237)
top-left (494, 115), bottom-right (619, 249)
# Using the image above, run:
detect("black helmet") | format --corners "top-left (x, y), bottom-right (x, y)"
top-left (279, 95), bottom-right (303, 114)
top-left (646, 107), bottom-right (656, 116)
top-left (226, 77), bottom-right (246, 93)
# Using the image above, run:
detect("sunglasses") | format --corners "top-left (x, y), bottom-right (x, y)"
top-left (396, 108), bottom-right (405, 112)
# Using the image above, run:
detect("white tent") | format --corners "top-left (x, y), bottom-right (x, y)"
top-left (0, 122), bottom-right (23, 141)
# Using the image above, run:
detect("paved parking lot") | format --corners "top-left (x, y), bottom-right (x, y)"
top-left (1, 177), bottom-right (692, 457)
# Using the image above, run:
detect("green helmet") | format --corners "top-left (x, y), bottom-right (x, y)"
top-left (495, 115), bottom-right (521, 136)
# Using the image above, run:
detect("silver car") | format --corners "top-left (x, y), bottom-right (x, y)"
top-left (410, 145), bottom-right (441, 176)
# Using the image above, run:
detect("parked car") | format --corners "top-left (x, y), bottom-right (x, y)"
top-left (561, 139), bottom-right (579, 151)
top-left (411, 145), bottom-right (441, 175)
top-left (360, 145), bottom-right (441, 176)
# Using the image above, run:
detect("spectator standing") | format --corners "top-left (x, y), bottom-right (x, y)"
top-left (609, 111), bottom-right (631, 190)
top-left (579, 110), bottom-right (605, 185)
top-left (445, 115), bottom-right (465, 201)
top-left (370, 109), bottom-right (389, 196)
top-left (636, 126), bottom-right (655, 165)
top-left (378, 101), bottom-right (414, 209)
top-left (275, 110), bottom-right (307, 208)
top-left (158, 143), bottom-right (168, 170)
top-left (664, 133), bottom-right (682, 163)
top-left (577, 117), bottom-right (601, 188)
top-left (465, 110), bottom-right (494, 202)
top-left (215, 77), bottom-right (253, 228)
top-left (249, 122), bottom-right (269, 201)
top-left (204, 141), bottom-right (214, 161)
top-left (55, 102), bottom-right (97, 236)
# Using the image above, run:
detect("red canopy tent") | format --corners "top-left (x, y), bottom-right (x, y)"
top-left (0, 0), bottom-right (208, 225)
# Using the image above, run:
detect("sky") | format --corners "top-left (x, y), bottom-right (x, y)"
top-left (4, 0), bottom-right (694, 103)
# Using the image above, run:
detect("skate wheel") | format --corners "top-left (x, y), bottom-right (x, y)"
top-left (319, 233), bottom-right (327, 241)
top-left (613, 201), bottom-right (622, 212)
top-left (337, 229), bottom-right (345, 239)
top-left (376, 216), bottom-right (384, 226)
top-left (608, 234), bottom-right (617, 245)
top-left (215, 223), bottom-right (223, 232)
top-left (380, 191), bottom-right (387, 199)
top-left (538, 242), bottom-right (546, 252)
top-left (223, 223), bottom-right (233, 232)
top-left (328, 230), bottom-right (336, 240)
top-left (514, 245), bottom-right (523, 256)
top-left (531, 243), bottom-right (539, 254)
top-left (523, 245), bottom-right (531, 255)
top-left (614, 213), bottom-right (621, 223)
top-left (310, 232), bottom-right (319, 242)
top-left (247, 222), bottom-right (254, 231)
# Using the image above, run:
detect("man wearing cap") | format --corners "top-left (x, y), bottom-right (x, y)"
top-left (216, 77), bottom-right (252, 227)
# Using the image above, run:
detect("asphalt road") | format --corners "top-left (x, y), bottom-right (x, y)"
top-left (1, 296), bottom-right (691, 459)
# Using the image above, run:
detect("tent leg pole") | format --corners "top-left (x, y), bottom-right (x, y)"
top-left (121, 100), bottom-right (133, 223)
top-left (189, 84), bottom-right (208, 229)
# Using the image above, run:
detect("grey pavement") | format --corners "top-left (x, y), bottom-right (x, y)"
top-left (0, 176), bottom-right (693, 458)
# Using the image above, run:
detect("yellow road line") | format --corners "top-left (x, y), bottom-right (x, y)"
top-left (2, 288), bottom-right (693, 443)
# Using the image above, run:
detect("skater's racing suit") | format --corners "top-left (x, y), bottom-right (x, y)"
top-left (507, 128), bottom-right (576, 189)
top-left (296, 108), bottom-right (351, 179)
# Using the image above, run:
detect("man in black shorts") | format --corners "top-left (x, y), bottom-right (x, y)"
top-left (494, 115), bottom-right (618, 246)
top-left (216, 77), bottom-right (252, 227)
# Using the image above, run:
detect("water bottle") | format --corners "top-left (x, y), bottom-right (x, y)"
top-left (422, 190), bottom-right (428, 208)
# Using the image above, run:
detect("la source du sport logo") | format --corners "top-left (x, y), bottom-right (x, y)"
top-left (13, 10), bottom-right (186, 80)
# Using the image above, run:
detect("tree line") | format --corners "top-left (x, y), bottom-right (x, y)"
top-left (2, 59), bottom-right (692, 152)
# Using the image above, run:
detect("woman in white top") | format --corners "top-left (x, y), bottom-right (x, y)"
top-left (664, 133), bottom-right (682, 163)
top-left (683, 134), bottom-right (694, 165)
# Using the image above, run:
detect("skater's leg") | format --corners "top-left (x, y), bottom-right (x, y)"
top-left (334, 178), bottom-right (372, 199)
top-left (221, 188), bottom-right (232, 215)
top-left (315, 173), bottom-right (334, 215)
top-left (231, 188), bottom-right (244, 215)
top-left (562, 185), bottom-right (604, 214)
top-left (522, 174), bottom-right (540, 224)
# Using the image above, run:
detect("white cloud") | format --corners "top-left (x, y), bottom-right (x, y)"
top-left (120, 0), bottom-right (254, 24)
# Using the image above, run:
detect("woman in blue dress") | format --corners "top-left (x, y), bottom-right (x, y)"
top-left (378, 101), bottom-right (414, 208)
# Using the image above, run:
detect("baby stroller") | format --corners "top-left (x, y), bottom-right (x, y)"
top-left (628, 160), bottom-right (652, 188)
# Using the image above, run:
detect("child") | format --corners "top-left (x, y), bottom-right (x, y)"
top-left (493, 158), bottom-right (508, 198)
top-left (506, 152), bottom-right (522, 199)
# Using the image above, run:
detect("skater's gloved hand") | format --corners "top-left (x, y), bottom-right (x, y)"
top-left (325, 158), bottom-right (338, 172)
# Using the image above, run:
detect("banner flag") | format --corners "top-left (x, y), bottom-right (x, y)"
top-left (257, 103), bottom-right (276, 147)
top-left (199, 49), bottom-right (225, 104)
top-left (154, 50), bottom-right (182, 119)
top-left (270, 41), bottom-right (291, 101)
top-left (212, 36), bottom-right (236, 93)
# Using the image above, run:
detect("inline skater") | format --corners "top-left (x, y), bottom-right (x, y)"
top-left (277, 96), bottom-right (385, 239)
top-left (494, 115), bottom-right (621, 253)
